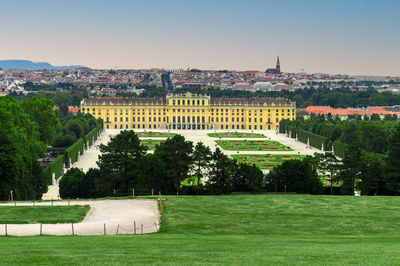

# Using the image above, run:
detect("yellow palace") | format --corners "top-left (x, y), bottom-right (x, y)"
top-left (80, 93), bottom-right (296, 130)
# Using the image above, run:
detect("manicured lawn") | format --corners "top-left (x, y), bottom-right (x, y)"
top-left (215, 139), bottom-right (293, 151)
top-left (232, 154), bottom-right (303, 169)
top-left (2, 195), bottom-right (400, 264)
top-left (0, 205), bottom-right (90, 224)
top-left (208, 132), bottom-right (266, 138)
top-left (140, 139), bottom-right (165, 150)
top-left (136, 132), bottom-right (177, 138)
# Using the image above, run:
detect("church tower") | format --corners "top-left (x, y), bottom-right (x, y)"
top-left (276, 56), bottom-right (281, 74)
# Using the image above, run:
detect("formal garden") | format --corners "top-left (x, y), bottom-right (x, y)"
top-left (136, 132), bottom-right (178, 138)
top-left (207, 132), bottom-right (266, 138)
top-left (231, 154), bottom-right (304, 169)
top-left (216, 139), bottom-right (293, 151)
top-left (140, 139), bottom-right (165, 150)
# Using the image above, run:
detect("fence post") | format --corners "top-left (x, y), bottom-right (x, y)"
top-left (134, 221), bottom-right (136, 234)
top-left (152, 189), bottom-right (154, 196)
top-left (116, 224), bottom-right (119, 235)
top-left (72, 224), bottom-right (74, 235)
top-left (132, 189), bottom-right (135, 198)
top-left (141, 224), bottom-right (143, 234)
top-left (40, 224), bottom-right (42, 235)
top-left (154, 222), bottom-right (157, 231)
top-left (104, 223), bottom-right (106, 235)
top-left (5, 224), bottom-right (7, 236)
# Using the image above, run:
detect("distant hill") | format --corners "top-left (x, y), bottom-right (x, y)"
top-left (0, 60), bottom-right (84, 70)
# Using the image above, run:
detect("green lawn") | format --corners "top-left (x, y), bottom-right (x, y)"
top-left (0, 205), bottom-right (90, 224)
top-left (136, 132), bottom-right (177, 138)
top-left (208, 132), bottom-right (266, 138)
top-left (232, 154), bottom-right (304, 169)
top-left (216, 139), bottom-right (293, 151)
top-left (140, 139), bottom-right (165, 150)
top-left (2, 195), bottom-right (400, 265)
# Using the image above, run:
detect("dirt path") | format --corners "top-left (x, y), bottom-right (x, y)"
top-left (0, 199), bottom-right (159, 236)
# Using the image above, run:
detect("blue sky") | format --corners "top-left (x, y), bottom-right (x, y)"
top-left (0, 0), bottom-right (399, 75)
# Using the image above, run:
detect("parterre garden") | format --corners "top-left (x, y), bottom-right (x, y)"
top-left (208, 132), bottom-right (266, 138)
top-left (136, 132), bottom-right (178, 138)
top-left (216, 139), bottom-right (293, 151)
top-left (140, 139), bottom-right (165, 150)
top-left (232, 154), bottom-right (304, 169)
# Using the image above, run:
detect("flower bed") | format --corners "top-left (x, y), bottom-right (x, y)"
top-left (136, 132), bottom-right (178, 138)
top-left (215, 140), bottom-right (293, 151)
top-left (231, 154), bottom-right (303, 169)
top-left (140, 139), bottom-right (165, 150)
top-left (207, 132), bottom-right (266, 138)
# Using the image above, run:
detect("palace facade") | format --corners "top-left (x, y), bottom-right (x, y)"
top-left (80, 93), bottom-right (296, 130)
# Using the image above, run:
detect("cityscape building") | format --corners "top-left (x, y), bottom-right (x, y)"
top-left (81, 92), bottom-right (296, 130)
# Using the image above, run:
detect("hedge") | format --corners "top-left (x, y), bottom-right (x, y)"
top-left (64, 138), bottom-right (84, 167)
top-left (84, 125), bottom-right (102, 147)
top-left (42, 155), bottom-right (64, 185)
top-left (333, 141), bottom-right (348, 158)
top-left (298, 129), bottom-right (327, 150)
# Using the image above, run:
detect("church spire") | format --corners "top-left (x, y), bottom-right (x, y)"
top-left (276, 56), bottom-right (281, 73)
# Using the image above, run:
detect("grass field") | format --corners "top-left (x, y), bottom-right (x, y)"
top-left (215, 139), bottom-right (293, 151)
top-left (140, 139), bottom-right (165, 150)
top-left (136, 132), bottom-right (177, 138)
top-left (0, 205), bottom-right (90, 224)
top-left (232, 154), bottom-right (304, 169)
top-left (207, 132), bottom-right (266, 138)
top-left (2, 195), bottom-right (400, 265)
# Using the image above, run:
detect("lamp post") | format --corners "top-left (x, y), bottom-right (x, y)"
top-left (10, 190), bottom-right (13, 201)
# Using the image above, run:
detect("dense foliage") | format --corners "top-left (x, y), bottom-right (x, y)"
top-left (280, 114), bottom-right (399, 154)
top-left (59, 131), bottom-right (266, 198)
top-left (0, 95), bottom-right (102, 200)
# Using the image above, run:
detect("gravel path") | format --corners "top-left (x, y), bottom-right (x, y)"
top-left (0, 199), bottom-right (159, 236)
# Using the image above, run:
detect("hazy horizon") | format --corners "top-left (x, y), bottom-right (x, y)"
top-left (1, 0), bottom-right (399, 76)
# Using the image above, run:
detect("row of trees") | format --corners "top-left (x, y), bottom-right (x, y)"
top-left (60, 131), bottom-right (266, 198)
top-left (270, 124), bottom-right (400, 196)
top-left (0, 95), bottom-right (101, 200)
top-left (280, 114), bottom-right (399, 154)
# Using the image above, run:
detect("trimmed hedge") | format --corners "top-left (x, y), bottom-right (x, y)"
top-left (333, 141), bottom-right (348, 158)
top-left (64, 138), bottom-right (84, 167)
top-left (298, 129), bottom-right (327, 150)
top-left (42, 155), bottom-right (64, 185)
top-left (84, 125), bottom-right (102, 147)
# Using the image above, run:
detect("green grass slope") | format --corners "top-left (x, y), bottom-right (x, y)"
top-left (2, 195), bottom-right (400, 265)
top-left (0, 206), bottom-right (90, 224)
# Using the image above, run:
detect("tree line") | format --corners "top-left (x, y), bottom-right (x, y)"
top-left (60, 131), bottom-right (267, 198)
top-left (280, 114), bottom-right (399, 154)
top-left (0, 95), bottom-right (100, 200)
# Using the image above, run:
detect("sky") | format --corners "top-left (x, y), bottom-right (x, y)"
top-left (0, 0), bottom-right (399, 76)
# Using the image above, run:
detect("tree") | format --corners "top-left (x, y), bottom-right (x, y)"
top-left (266, 157), bottom-right (322, 194)
top-left (192, 142), bottom-right (212, 193)
top-left (59, 168), bottom-right (87, 199)
top-left (313, 152), bottom-right (341, 195)
top-left (359, 153), bottom-right (384, 195)
top-left (384, 125), bottom-right (400, 195)
top-left (339, 142), bottom-right (363, 195)
top-left (154, 135), bottom-right (193, 193)
top-left (59, 104), bottom-right (69, 117)
top-left (20, 96), bottom-right (60, 144)
top-left (232, 163), bottom-right (264, 192)
top-left (205, 148), bottom-right (235, 194)
top-left (97, 130), bottom-right (147, 195)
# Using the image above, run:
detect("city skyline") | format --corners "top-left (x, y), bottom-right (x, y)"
top-left (1, 0), bottom-right (399, 76)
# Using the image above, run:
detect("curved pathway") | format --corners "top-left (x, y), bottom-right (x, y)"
top-left (0, 199), bottom-right (159, 236)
